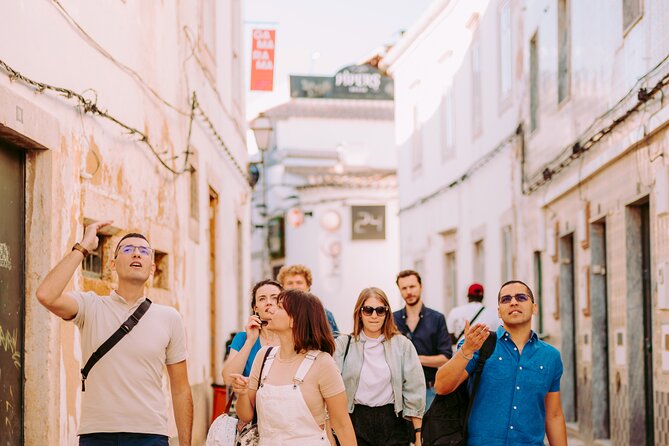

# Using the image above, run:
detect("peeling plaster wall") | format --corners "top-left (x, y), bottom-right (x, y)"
top-left (0, 1), bottom-right (248, 444)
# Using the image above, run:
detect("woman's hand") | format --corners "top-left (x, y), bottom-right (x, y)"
top-left (245, 314), bottom-right (263, 343)
top-left (230, 373), bottom-right (250, 395)
top-left (460, 321), bottom-right (489, 358)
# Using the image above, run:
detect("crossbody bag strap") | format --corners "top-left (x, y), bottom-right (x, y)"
top-left (462, 334), bottom-right (496, 437)
top-left (80, 298), bottom-right (152, 391)
top-left (456, 305), bottom-right (486, 343)
top-left (341, 335), bottom-right (352, 372)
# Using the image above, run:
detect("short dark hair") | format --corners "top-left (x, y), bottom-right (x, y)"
top-left (251, 279), bottom-right (283, 308)
top-left (498, 280), bottom-right (535, 302)
top-left (396, 269), bottom-right (422, 286)
top-left (278, 289), bottom-right (335, 355)
top-left (114, 232), bottom-right (150, 257)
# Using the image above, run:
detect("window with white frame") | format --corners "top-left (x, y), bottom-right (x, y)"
top-left (471, 29), bottom-right (483, 138)
top-left (499, 0), bottom-right (512, 104)
top-left (501, 225), bottom-right (513, 281)
top-left (557, 0), bottom-right (571, 103)
top-left (529, 33), bottom-right (539, 132)
top-left (622, 0), bottom-right (643, 34)
top-left (473, 239), bottom-right (485, 283)
top-left (412, 105), bottom-right (423, 173)
top-left (441, 91), bottom-right (455, 162)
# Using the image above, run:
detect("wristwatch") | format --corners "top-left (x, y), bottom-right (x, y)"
top-left (72, 243), bottom-right (90, 257)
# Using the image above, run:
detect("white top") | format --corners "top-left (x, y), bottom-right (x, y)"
top-left (447, 302), bottom-right (501, 343)
top-left (71, 290), bottom-right (188, 435)
top-left (354, 332), bottom-right (394, 407)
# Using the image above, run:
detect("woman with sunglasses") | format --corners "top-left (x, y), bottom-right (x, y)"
top-left (222, 279), bottom-right (282, 385)
top-left (333, 287), bottom-right (425, 446)
top-left (231, 289), bottom-right (357, 445)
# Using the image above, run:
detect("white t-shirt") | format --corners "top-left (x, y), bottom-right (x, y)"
top-left (447, 302), bottom-right (501, 343)
top-left (71, 290), bottom-right (188, 435)
top-left (354, 332), bottom-right (394, 407)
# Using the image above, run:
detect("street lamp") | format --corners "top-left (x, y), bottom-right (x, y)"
top-left (250, 113), bottom-right (273, 152)
top-left (250, 113), bottom-right (273, 278)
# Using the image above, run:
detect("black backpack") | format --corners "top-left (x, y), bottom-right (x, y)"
top-left (421, 334), bottom-right (497, 446)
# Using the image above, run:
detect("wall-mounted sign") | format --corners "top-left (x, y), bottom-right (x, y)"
top-left (351, 206), bottom-right (385, 240)
top-left (290, 64), bottom-right (393, 100)
top-left (250, 29), bottom-right (275, 91)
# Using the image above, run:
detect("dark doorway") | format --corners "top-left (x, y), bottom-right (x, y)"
top-left (590, 221), bottom-right (610, 439)
top-left (559, 234), bottom-right (577, 422)
top-left (0, 141), bottom-right (25, 446)
top-left (626, 201), bottom-right (654, 446)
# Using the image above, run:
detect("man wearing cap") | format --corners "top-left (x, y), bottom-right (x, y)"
top-left (447, 283), bottom-right (500, 345)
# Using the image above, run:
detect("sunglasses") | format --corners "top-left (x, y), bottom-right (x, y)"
top-left (116, 244), bottom-right (153, 257)
top-left (361, 305), bottom-right (388, 316)
top-left (499, 293), bottom-right (533, 304)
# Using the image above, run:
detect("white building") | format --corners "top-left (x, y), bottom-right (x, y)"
top-left (382, 0), bottom-right (669, 445)
top-left (380, 0), bottom-right (520, 319)
top-left (250, 63), bottom-right (401, 332)
top-left (0, 1), bottom-right (248, 444)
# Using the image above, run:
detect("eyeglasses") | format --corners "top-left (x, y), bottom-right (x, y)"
top-left (361, 305), bottom-right (388, 316)
top-left (499, 293), bottom-right (533, 304)
top-left (116, 244), bottom-right (153, 257)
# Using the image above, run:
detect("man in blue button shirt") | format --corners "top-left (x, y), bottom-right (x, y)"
top-left (393, 269), bottom-right (452, 410)
top-left (434, 280), bottom-right (567, 445)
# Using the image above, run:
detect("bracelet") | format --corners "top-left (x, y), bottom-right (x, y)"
top-left (72, 243), bottom-right (90, 258)
top-left (459, 348), bottom-right (473, 360)
top-left (414, 427), bottom-right (422, 434)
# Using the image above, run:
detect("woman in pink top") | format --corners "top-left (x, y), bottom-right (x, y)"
top-left (231, 289), bottom-right (357, 446)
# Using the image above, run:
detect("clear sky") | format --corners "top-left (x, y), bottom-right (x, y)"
top-left (243, 0), bottom-right (434, 122)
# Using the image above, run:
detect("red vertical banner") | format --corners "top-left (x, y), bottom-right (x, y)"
top-left (250, 29), bottom-right (276, 91)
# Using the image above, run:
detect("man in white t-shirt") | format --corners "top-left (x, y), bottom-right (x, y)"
top-left (446, 283), bottom-right (500, 345)
top-left (36, 221), bottom-right (193, 446)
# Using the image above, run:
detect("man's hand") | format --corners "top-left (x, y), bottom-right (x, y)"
top-left (460, 321), bottom-right (489, 357)
top-left (80, 220), bottom-right (113, 252)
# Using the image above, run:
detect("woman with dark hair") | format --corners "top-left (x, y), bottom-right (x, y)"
top-left (222, 279), bottom-right (282, 385)
top-left (231, 289), bottom-right (356, 445)
top-left (333, 287), bottom-right (425, 446)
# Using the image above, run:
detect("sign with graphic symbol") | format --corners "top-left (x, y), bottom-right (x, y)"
top-left (351, 206), bottom-right (385, 240)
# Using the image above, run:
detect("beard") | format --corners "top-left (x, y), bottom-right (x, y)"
top-left (405, 295), bottom-right (421, 306)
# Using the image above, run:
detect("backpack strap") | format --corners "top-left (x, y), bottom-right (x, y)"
top-left (456, 305), bottom-right (486, 343)
top-left (463, 333), bottom-right (497, 437)
top-left (293, 350), bottom-right (320, 385)
top-left (80, 298), bottom-right (152, 391)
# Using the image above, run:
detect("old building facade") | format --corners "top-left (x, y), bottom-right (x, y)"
top-left (0, 1), bottom-right (248, 444)
top-left (382, 0), bottom-right (669, 444)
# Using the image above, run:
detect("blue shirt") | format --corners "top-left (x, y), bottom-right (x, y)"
top-left (393, 304), bottom-right (453, 384)
top-left (464, 326), bottom-right (563, 446)
top-left (325, 308), bottom-right (340, 337)
top-left (228, 332), bottom-right (261, 377)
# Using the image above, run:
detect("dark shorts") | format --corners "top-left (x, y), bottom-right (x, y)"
top-left (79, 433), bottom-right (169, 446)
top-left (350, 404), bottom-right (413, 446)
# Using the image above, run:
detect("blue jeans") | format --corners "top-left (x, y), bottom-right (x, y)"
top-left (79, 433), bottom-right (168, 446)
top-left (425, 386), bottom-right (436, 411)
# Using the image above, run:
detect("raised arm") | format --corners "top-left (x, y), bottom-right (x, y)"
top-left (222, 317), bottom-right (262, 385)
top-left (35, 220), bottom-right (112, 319)
top-left (434, 321), bottom-right (489, 394)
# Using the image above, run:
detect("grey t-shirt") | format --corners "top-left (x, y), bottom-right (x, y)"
top-left (70, 290), bottom-right (188, 435)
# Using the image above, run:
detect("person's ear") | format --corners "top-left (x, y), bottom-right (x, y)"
top-left (110, 258), bottom-right (117, 272)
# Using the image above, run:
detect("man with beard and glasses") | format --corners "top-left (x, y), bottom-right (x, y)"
top-left (393, 269), bottom-right (452, 410)
top-left (434, 280), bottom-right (567, 446)
top-left (36, 221), bottom-right (193, 446)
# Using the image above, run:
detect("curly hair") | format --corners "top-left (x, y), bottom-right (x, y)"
top-left (277, 264), bottom-right (313, 288)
